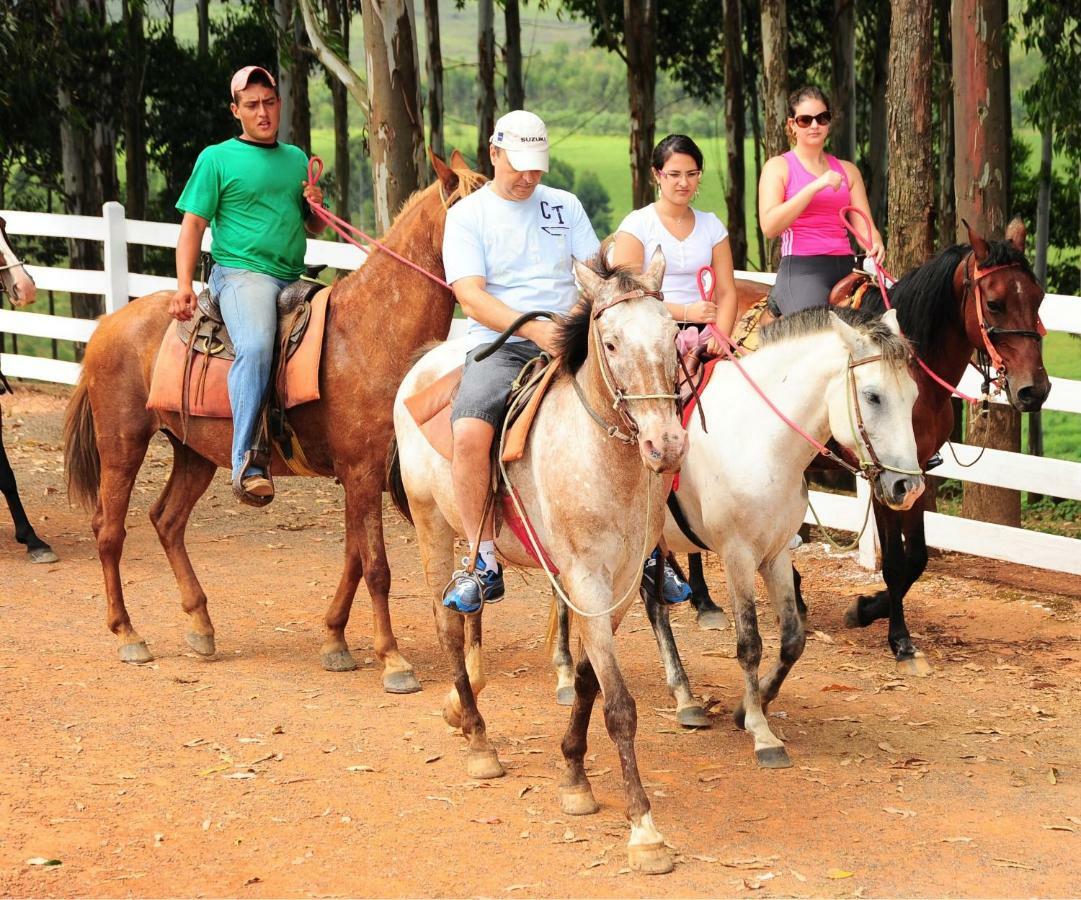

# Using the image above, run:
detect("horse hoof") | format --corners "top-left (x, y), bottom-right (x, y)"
top-left (755, 746), bottom-right (792, 769)
top-left (321, 649), bottom-right (358, 672)
top-left (696, 607), bottom-right (730, 631)
top-left (555, 684), bottom-right (576, 706)
top-left (119, 642), bottom-right (153, 664)
top-left (383, 669), bottom-right (421, 694)
top-left (185, 632), bottom-right (216, 657)
top-left (467, 749), bottom-right (505, 780)
top-left (843, 601), bottom-right (862, 629)
top-left (628, 842), bottom-right (674, 875)
top-left (896, 653), bottom-right (933, 677)
top-left (27, 547), bottom-right (59, 564)
top-left (676, 705), bottom-right (711, 728)
top-left (559, 784), bottom-right (600, 816)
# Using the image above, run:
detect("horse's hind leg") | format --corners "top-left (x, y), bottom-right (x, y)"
top-left (727, 547), bottom-right (790, 769)
top-left (326, 467), bottom-right (419, 692)
top-left (551, 592), bottom-right (576, 706)
top-left (642, 585), bottom-right (710, 728)
top-left (0, 422), bottom-right (57, 563)
top-left (149, 437), bottom-right (217, 656)
top-left (757, 550), bottom-right (806, 714)
top-left (687, 553), bottom-right (729, 630)
top-left (93, 425), bottom-right (155, 663)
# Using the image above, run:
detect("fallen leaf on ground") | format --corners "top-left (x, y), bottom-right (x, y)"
top-left (992, 858), bottom-right (1034, 870)
top-left (942, 836), bottom-right (972, 844)
top-left (347, 765), bottom-right (375, 773)
top-left (813, 630), bottom-right (835, 644)
top-left (719, 856), bottom-right (778, 869)
top-left (878, 742), bottom-right (899, 754)
top-left (424, 755), bottom-right (442, 764)
top-left (883, 807), bottom-right (917, 818)
top-left (26, 858), bottom-right (62, 867)
top-left (827, 869), bottom-right (855, 879)
top-left (821, 683), bottom-right (859, 692)
top-left (242, 876), bottom-right (262, 886)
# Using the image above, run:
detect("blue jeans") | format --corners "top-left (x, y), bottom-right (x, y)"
top-left (209, 265), bottom-right (290, 480)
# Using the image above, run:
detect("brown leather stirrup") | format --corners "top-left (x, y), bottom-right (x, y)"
top-left (232, 449), bottom-right (274, 508)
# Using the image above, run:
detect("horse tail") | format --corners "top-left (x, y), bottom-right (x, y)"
top-left (63, 376), bottom-right (100, 511)
top-left (385, 438), bottom-right (413, 525)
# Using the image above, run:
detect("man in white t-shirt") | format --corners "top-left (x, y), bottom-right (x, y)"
top-left (441, 110), bottom-right (600, 613)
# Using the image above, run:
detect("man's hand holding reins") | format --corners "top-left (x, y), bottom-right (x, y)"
top-left (302, 182), bottom-right (326, 235)
top-left (169, 287), bottom-right (199, 321)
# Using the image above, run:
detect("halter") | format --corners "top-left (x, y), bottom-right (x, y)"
top-left (844, 353), bottom-right (923, 481)
top-left (572, 288), bottom-right (680, 444)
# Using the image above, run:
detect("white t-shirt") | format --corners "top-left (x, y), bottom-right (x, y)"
top-left (615, 205), bottom-right (729, 305)
top-left (443, 183), bottom-right (601, 350)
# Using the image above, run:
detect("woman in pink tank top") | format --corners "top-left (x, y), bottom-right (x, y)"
top-left (757, 86), bottom-right (884, 316)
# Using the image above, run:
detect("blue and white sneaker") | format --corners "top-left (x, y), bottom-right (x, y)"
top-left (641, 549), bottom-right (692, 604)
top-left (443, 556), bottom-right (506, 614)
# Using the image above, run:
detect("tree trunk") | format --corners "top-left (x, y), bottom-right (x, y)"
top-left (1028, 126), bottom-right (1053, 501)
top-left (868, 0), bottom-right (890, 228)
top-left (326, 0), bottom-right (350, 219)
top-left (424, 0), bottom-right (445, 159)
top-left (504, 0), bottom-right (525, 110)
top-left (477, 0), bottom-right (496, 177)
top-left (624, 0), bottom-right (658, 210)
top-left (885, 0), bottom-right (934, 273)
top-left (276, 0), bottom-right (295, 145)
top-left (954, 0), bottom-right (1019, 527)
top-left (759, 0), bottom-right (787, 267)
top-left (291, 11), bottom-right (312, 155)
top-left (746, 35), bottom-right (767, 270)
top-left (936, 0), bottom-right (955, 247)
top-left (363, 0), bottom-right (426, 232)
top-left (723, 0), bottom-right (747, 268)
top-left (831, 0), bottom-right (856, 161)
top-left (123, 0), bottom-right (148, 271)
top-left (197, 0), bottom-right (209, 56)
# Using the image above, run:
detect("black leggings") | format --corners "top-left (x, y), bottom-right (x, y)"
top-left (769, 254), bottom-right (855, 316)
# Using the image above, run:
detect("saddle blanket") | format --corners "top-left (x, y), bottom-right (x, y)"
top-left (146, 285), bottom-right (331, 417)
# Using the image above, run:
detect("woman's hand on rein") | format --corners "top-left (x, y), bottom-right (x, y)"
top-left (681, 300), bottom-right (717, 324)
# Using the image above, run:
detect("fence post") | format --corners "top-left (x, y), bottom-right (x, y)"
top-left (102, 201), bottom-right (129, 314)
top-left (856, 477), bottom-right (879, 570)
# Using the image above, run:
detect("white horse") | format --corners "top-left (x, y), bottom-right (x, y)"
top-left (0, 217), bottom-right (37, 308)
top-left (390, 250), bottom-right (688, 875)
top-left (554, 306), bottom-right (925, 767)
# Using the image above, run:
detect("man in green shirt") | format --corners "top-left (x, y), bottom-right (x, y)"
top-left (170, 65), bottom-right (325, 505)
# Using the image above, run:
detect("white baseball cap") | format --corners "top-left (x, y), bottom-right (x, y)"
top-left (491, 110), bottom-right (549, 173)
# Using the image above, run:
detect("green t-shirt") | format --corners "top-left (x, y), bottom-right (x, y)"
top-left (176, 137), bottom-right (310, 280)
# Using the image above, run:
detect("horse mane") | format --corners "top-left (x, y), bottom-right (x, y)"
top-left (554, 238), bottom-right (645, 375)
top-left (393, 166), bottom-right (487, 224)
top-left (857, 240), bottom-right (1033, 356)
top-left (760, 306), bottom-right (912, 369)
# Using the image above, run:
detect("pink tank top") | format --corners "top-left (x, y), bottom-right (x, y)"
top-left (780, 151), bottom-right (852, 256)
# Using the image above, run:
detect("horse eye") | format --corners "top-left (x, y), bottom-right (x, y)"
top-left (987, 299), bottom-right (1005, 314)
top-left (605, 341), bottom-right (617, 353)
top-left (864, 390), bottom-right (881, 406)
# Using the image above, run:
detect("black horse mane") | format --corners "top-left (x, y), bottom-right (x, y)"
top-left (857, 240), bottom-right (1032, 356)
top-left (554, 245), bottom-right (646, 375)
top-left (760, 305), bottom-right (912, 368)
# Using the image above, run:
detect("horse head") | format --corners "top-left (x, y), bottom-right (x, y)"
top-left (828, 308), bottom-right (925, 510)
top-left (0, 217), bottom-right (37, 308)
top-left (563, 247), bottom-right (687, 475)
top-left (961, 217), bottom-right (1050, 412)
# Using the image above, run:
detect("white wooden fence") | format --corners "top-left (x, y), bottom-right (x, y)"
top-left (2, 203), bottom-right (1080, 577)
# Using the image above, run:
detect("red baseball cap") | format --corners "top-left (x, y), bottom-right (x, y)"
top-left (230, 65), bottom-right (276, 97)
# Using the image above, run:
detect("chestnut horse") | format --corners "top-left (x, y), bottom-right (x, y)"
top-left (686, 219), bottom-right (1050, 672)
top-left (0, 217), bottom-right (59, 563)
top-left (63, 152), bottom-right (484, 691)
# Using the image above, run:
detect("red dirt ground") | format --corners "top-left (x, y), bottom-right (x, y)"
top-left (1, 385), bottom-right (1079, 898)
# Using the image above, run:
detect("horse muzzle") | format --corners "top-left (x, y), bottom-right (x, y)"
top-left (638, 423), bottom-right (688, 474)
top-left (1006, 373), bottom-right (1051, 413)
top-left (875, 470), bottom-right (925, 511)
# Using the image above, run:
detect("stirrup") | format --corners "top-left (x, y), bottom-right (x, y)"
top-left (232, 449), bottom-right (274, 508)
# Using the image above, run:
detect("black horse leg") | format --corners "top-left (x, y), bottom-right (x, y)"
top-left (793, 564), bottom-right (807, 620)
top-left (0, 424), bottom-right (57, 563)
top-left (686, 553), bottom-right (730, 630)
top-left (642, 582), bottom-right (710, 727)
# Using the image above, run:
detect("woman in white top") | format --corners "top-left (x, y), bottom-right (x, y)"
top-left (612, 134), bottom-right (738, 349)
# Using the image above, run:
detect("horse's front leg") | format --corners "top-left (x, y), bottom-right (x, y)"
top-left (757, 549), bottom-right (806, 714)
top-left (550, 590), bottom-right (577, 706)
top-left (686, 552), bottom-right (729, 630)
top-left (728, 547), bottom-right (791, 769)
top-left (0, 422), bottom-right (57, 563)
top-left (328, 467), bottom-right (419, 692)
top-left (642, 580), bottom-right (710, 727)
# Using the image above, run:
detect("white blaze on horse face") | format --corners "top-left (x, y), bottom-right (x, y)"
top-left (597, 297), bottom-right (685, 474)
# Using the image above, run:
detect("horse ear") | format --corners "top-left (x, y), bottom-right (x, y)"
top-left (880, 307), bottom-right (901, 336)
top-left (1005, 216), bottom-right (1027, 253)
top-left (829, 310), bottom-right (863, 353)
top-left (429, 148), bottom-right (458, 194)
top-left (642, 246), bottom-right (666, 292)
top-left (962, 218), bottom-right (990, 263)
top-left (573, 258), bottom-right (605, 300)
top-left (449, 149), bottom-right (470, 171)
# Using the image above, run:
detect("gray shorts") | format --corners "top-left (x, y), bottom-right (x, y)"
top-left (451, 339), bottom-right (543, 428)
top-left (769, 254), bottom-right (855, 316)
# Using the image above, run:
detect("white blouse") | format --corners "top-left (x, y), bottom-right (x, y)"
top-left (615, 204), bottom-right (729, 305)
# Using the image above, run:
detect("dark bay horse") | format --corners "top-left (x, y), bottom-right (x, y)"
top-left (0, 217), bottom-right (59, 563)
top-left (63, 151), bottom-right (484, 690)
top-left (685, 219), bottom-right (1050, 672)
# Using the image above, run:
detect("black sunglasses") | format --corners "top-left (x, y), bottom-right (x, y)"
top-left (793, 112), bottom-right (832, 127)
